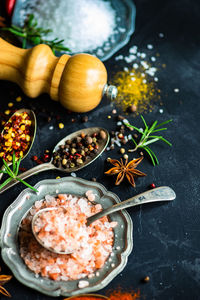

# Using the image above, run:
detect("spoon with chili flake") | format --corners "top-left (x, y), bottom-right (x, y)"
top-left (0, 127), bottom-right (109, 194)
top-left (0, 108), bottom-right (36, 181)
top-left (31, 186), bottom-right (176, 254)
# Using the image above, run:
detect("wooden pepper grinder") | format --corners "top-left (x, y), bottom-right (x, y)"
top-left (0, 38), bottom-right (117, 112)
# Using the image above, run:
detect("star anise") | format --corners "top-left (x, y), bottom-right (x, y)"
top-left (0, 272), bottom-right (12, 297)
top-left (105, 157), bottom-right (146, 187)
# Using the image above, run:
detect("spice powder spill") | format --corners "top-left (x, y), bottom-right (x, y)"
top-left (19, 193), bottom-right (117, 282)
top-left (111, 44), bottom-right (162, 113)
top-left (112, 68), bottom-right (159, 114)
top-left (107, 288), bottom-right (141, 300)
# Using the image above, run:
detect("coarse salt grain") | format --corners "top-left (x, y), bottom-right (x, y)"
top-left (19, 193), bottom-right (117, 282)
top-left (174, 88), bottom-right (180, 93)
top-left (78, 280), bottom-right (89, 289)
top-left (20, 0), bottom-right (117, 53)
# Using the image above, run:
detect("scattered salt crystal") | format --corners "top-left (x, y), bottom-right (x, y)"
top-left (106, 147), bottom-right (110, 151)
top-left (110, 252), bottom-right (114, 257)
top-left (147, 44), bottom-right (153, 49)
top-left (114, 140), bottom-right (121, 147)
top-left (159, 32), bottom-right (164, 38)
top-left (143, 79), bottom-right (147, 84)
top-left (131, 77), bottom-right (136, 81)
top-left (96, 272), bottom-right (100, 277)
top-left (112, 109), bottom-right (117, 114)
top-left (111, 263), bottom-right (115, 268)
top-left (71, 172), bottom-right (77, 177)
top-left (154, 77), bottom-right (158, 82)
top-left (123, 67), bottom-right (129, 72)
top-left (174, 88), bottom-right (180, 93)
top-left (151, 56), bottom-right (156, 62)
top-left (49, 126), bottom-right (54, 130)
top-left (88, 273), bottom-right (95, 279)
top-left (123, 119), bottom-right (129, 125)
top-left (116, 246), bottom-right (121, 250)
top-left (109, 258), bottom-right (112, 262)
top-left (129, 46), bottom-right (138, 54)
top-left (128, 134), bottom-right (132, 140)
top-left (78, 280), bottom-right (89, 289)
top-left (140, 53), bottom-right (146, 58)
top-left (133, 63), bottom-right (139, 69)
top-left (117, 121), bottom-right (122, 126)
top-left (159, 109), bottom-right (164, 114)
top-left (140, 61), bottom-right (149, 69)
top-left (115, 55), bottom-right (123, 61)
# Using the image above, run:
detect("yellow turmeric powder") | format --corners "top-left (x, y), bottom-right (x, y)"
top-left (111, 68), bottom-right (160, 114)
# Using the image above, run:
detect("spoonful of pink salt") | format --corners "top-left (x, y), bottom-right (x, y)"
top-left (32, 186), bottom-right (175, 255)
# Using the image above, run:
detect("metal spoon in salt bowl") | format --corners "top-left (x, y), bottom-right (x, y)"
top-left (0, 127), bottom-right (109, 194)
top-left (32, 186), bottom-right (176, 254)
top-left (0, 108), bottom-right (36, 181)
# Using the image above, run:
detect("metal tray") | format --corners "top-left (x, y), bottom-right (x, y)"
top-left (11, 0), bottom-right (136, 61)
top-left (0, 177), bottom-right (133, 297)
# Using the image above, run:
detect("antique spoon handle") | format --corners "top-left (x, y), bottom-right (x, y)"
top-left (87, 186), bottom-right (176, 225)
top-left (0, 163), bottom-right (56, 194)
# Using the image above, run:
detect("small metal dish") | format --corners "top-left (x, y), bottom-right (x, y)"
top-left (11, 0), bottom-right (136, 61)
top-left (0, 177), bottom-right (133, 297)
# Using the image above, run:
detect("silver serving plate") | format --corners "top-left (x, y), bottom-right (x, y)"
top-left (0, 177), bottom-right (133, 297)
top-left (11, 0), bottom-right (136, 61)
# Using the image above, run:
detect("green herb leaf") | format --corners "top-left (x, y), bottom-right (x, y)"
top-left (0, 154), bottom-right (38, 193)
top-left (1, 14), bottom-right (71, 54)
top-left (0, 177), bottom-right (13, 190)
top-left (16, 177), bottom-right (38, 192)
top-left (126, 116), bottom-right (172, 166)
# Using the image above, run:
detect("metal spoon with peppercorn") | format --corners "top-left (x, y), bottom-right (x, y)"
top-left (0, 127), bottom-right (109, 194)
top-left (0, 108), bottom-right (36, 181)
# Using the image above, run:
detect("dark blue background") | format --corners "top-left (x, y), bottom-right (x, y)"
top-left (0, 0), bottom-right (200, 299)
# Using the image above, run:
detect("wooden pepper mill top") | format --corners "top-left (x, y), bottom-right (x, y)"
top-left (0, 38), bottom-right (117, 112)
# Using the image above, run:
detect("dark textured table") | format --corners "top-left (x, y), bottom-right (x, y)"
top-left (0, 0), bottom-right (200, 299)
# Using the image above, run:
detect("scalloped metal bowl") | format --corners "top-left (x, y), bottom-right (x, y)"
top-left (11, 0), bottom-right (136, 61)
top-left (0, 177), bottom-right (133, 297)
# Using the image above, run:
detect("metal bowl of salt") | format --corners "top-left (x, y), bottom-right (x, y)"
top-left (0, 177), bottom-right (133, 297)
top-left (11, 0), bottom-right (136, 61)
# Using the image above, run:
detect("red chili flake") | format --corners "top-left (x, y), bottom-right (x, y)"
top-left (69, 155), bottom-right (73, 160)
top-left (150, 183), bottom-right (156, 189)
top-left (44, 154), bottom-right (49, 160)
top-left (92, 133), bottom-right (97, 137)
top-left (75, 153), bottom-right (82, 157)
top-left (36, 159), bottom-right (43, 165)
top-left (32, 155), bottom-right (38, 161)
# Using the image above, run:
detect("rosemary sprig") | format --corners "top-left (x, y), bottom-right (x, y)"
top-left (0, 153), bottom-right (38, 192)
top-left (1, 14), bottom-right (71, 54)
top-left (126, 115), bottom-right (172, 166)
